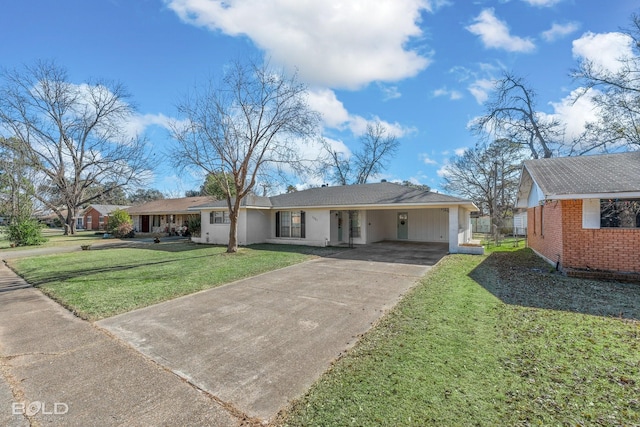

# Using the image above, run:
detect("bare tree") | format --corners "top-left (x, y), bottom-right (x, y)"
top-left (0, 60), bottom-right (152, 234)
top-left (170, 59), bottom-right (320, 253)
top-left (571, 14), bottom-right (640, 154)
top-left (473, 72), bottom-right (560, 159)
top-left (442, 139), bottom-right (525, 229)
top-left (320, 121), bottom-right (400, 185)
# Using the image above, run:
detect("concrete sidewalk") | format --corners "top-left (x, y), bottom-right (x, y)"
top-left (0, 262), bottom-right (239, 426)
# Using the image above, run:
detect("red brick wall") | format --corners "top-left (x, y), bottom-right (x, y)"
top-left (561, 200), bottom-right (640, 273)
top-left (84, 209), bottom-right (108, 231)
top-left (527, 202), bottom-right (563, 265)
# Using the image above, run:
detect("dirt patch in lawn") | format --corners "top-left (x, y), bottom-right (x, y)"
top-left (470, 248), bottom-right (640, 321)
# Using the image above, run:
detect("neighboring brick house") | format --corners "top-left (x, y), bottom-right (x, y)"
top-left (83, 204), bottom-right (130, 231)
top-left (516, 151), bottom-right (640, 279)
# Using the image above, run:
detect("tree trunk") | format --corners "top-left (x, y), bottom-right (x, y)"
top-left (226, 201), bottom-right (241, 253)
top-left (64, 208), bottom-right (77, 235)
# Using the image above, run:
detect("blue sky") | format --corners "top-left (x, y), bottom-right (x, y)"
top-left (1, 0), bottom-right (638, 195)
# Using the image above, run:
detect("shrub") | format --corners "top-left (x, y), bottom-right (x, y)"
top-left (116, 222), bottom-right (134, 238)
top-left (8, 218), bottom-right (48, 246)
top-left (107, 209), bottom-right (134, 238)
top-left (186, 214), bottom-right (201, 237)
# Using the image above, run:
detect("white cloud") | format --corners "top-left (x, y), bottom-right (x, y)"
top-left (466, 9), bottom-right (535, 53)
top-left (124, 113), bottom-right (175, 139)
top-left (433, 87), bottom-right (463, 100)
top-left (436, 164), bottom-right (449, 177)
top-left (468, 78), bottom-right (495, 104)
top-left (165, 0), bottom-right (439, 89)
top-left (307, 87), bottom-right (413, 138)
top-left (454, 147), bottom-right (467, 156)
top-left (420, 153), bottom-right (438, 165)
top-left (546, 87), bottom-right (600, 141)
top-left (572, 31), bottom-right (635, 74)
top-left (307, 88), bottom-right (350, 129)
top-left (541, 22), bottom-right (579, 42)
top-left (347, 115), bottom-right (412, 138)
top-left (521, 0), bottom-right (563, 6)
top-left (378, 84), bottom-right (402, 101)
top-left (321, 136), bottom-right (351, 158)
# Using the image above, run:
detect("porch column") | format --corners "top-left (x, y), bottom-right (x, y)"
top-left (448, 206), bottom-right (460, 253)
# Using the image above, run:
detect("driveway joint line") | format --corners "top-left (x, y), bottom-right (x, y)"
top-left (0, 353), bottom-right (41, 427)
top-left (94, 323), bottom-right (259, 426)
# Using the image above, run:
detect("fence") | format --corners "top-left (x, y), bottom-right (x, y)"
top-left (471, 216), bottom-right (527, 236)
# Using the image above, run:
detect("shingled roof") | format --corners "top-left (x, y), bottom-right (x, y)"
top-left (127, 197), bottom-right (215, 214)
top-left (86, 204), bottom-right (130, 216)
top-left (269, 182), bottom-right (471, 208)
top-left (520, 151), bottom-right (640, 200)
top-left (191, 182), bottom-right (475, 210)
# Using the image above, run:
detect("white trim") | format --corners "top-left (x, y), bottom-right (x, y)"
top-left (582, 199), bottom-right (600, 229)
top-left (543, 191), bottom-right (640, 200)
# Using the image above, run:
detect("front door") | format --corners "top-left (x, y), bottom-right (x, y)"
top-left (141, 215), bottom-right (150, 233)
top-left (397, 212), bottom-right (408, 239)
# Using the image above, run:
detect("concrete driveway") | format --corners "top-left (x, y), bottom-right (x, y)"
top-left (97, 242), bottom-right (447, 424)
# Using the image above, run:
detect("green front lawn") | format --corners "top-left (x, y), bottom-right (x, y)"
top-left (9, 243), bottom-right (338, 320)
top-left (0, 227), bottom-right (105, 250)
top-left (278, 249), bottom-right (640, 426)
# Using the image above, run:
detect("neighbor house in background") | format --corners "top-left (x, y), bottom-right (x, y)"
top-left (38, 208), bottom-right (87, 229)
top-left (516, 151), bottom-right (640, 279)
top-left (84, 204), bottom-right (130, 231)
top-left (190, 182), bottom-right (481, 254)
top-left (126, 197), bottom-right (213, 234)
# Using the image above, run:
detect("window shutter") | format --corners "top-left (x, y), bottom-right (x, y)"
top-left (275, 211), bottom-right (280, 237)
top-left (300, 211), bottom-right (305, 238)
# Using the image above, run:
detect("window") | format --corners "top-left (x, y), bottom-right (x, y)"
top-left (275, 211), bottom-right (305, 238)
top-left (152, 215), bottom-right (161, 227)
top-left (98, 215), bottom-right (104, 224)
top-left (209, 211), bottom-right (230, 224)
top-left (601, 199), bottom-right (640, 228)
top-left (349, 211), bottom-right (361, 238)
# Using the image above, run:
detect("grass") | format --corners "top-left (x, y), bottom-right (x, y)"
top-left (278, 248), bottom-right (640, 426)
top-left (0, 227), bottom-right (105, 250)
top-left (8, 243), bottom-right (340, 321)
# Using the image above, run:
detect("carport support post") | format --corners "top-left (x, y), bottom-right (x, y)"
top-left (448, 206), bottom-right (460, 254)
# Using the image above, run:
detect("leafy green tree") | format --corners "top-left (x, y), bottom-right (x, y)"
top-left (7, 218), bottom-right (47, 247)
top-left (129, 189), bottom-right (165, 204)
top-left (84, 182), bottom-right (129, 205)
top-left (0, 137), bottom-right (36, 221)
top-left (200, 172), bottom-right (236, 199)
top-left (107, 209), bottom-right (133, 238)
top-left (401, 181), bottom-right (430, 191)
